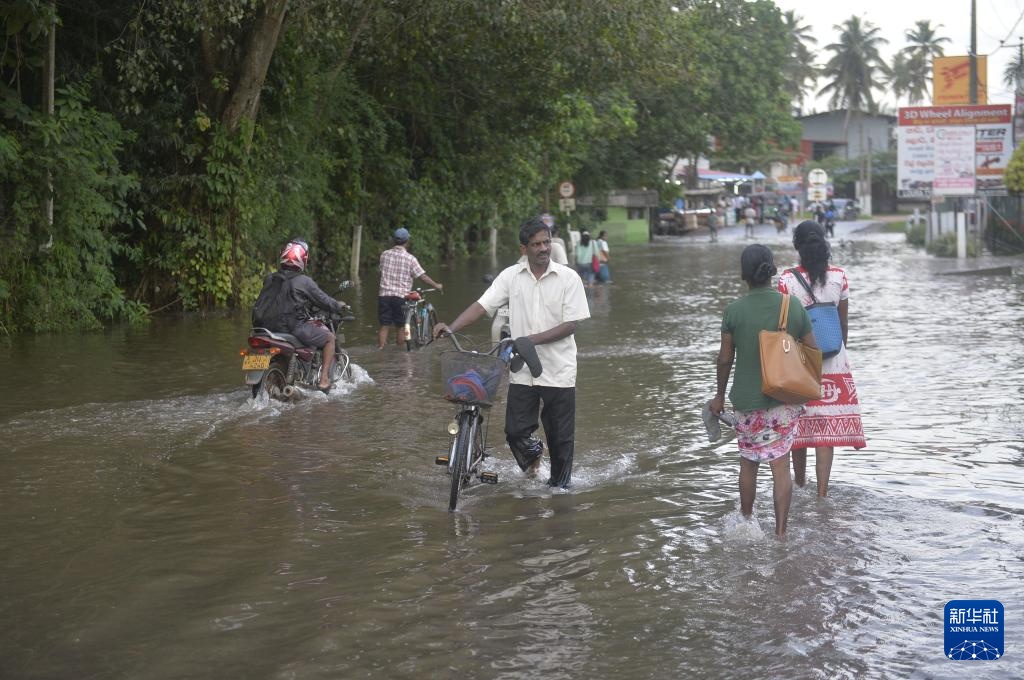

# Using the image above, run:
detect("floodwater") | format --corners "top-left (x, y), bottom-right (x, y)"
top-left (1, 220), bottom-right (1022, 679)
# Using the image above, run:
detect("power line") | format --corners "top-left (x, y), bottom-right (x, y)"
top-left (996, 5), bottom-right (1024, 46)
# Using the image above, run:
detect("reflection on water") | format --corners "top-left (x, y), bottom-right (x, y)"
top-left (1, 224), bottom-right (1022, 679)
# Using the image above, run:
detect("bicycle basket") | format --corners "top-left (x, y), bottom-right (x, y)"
top-left (440, 350), bottom-right (505, 407)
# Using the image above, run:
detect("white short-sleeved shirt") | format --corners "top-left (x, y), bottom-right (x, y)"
top-left (549, 240), bottom-right (569, 265)
top-left (477, 260), bottom-right (590, 388)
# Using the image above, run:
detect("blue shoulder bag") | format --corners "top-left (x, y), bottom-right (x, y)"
top-left (789, 269), bottom-right (843, 358)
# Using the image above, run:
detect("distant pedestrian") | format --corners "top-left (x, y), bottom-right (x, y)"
top-left (743, 205), bottom-right (756, 238)
top-left (777, 221), bottom-right (866, 496)
top-left (574, 230), bottom-right (598, 286)
top-left (377, 227), bottom-right (443, 349)
top-left (541, 213), bottom-right (569, 264)
top-left (595, 230), bottom-right (611, 283)
top-left (823, 205), bottom-right (836, 238)
top-left (709, 244), bottom-right (817, 537)
top-left (708, 208), bottom-right (720, 243)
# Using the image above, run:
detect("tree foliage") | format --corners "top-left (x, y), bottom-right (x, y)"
top-left (1006, 143), bottom-right (1024, 194)
top-left (818, 16), bottom-right (890, 114)
top-left (1, 0), bottom-right (802, 332)
top-left (889, 20), bottom-right (949, 105)
top-left (781, 10), bottom-right (819, 108)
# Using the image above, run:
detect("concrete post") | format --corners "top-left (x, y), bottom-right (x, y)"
top-left (957, 215), bottom-right (967, 258)
top-left (350, 223), bottom-right (362, 284)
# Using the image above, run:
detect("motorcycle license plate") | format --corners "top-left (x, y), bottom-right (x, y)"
top-left (242, 353), bottom-right (271, 371)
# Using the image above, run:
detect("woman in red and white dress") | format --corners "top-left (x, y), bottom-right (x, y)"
top-left (777, 220), bottom-right (866, 496)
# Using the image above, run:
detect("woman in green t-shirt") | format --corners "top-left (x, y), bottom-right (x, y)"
top-left (709, 244), bottom-right (816, 537)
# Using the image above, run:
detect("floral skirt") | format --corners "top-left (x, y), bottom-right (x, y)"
top-left (735, 404), bottom-right (804, 462)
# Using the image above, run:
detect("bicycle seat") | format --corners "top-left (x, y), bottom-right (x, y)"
top-left (509, 337), bottom-right (542, 378)
top-left (404, 291), bottom-right (422, 301)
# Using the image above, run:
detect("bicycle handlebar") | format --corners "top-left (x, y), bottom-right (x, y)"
top-left (443, 334), bottom-right (542, 378)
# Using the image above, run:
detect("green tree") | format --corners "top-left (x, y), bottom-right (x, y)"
top-left (781, 10), bottom-right (819, 108)
top-left (1006, 143), bottom-right (1024, 194)
top-left (1004, 48), bottom-right (1024, 93)
top-left (898, 20), bottom-right (950, 104)
top-left (818, 16), bottom-right (890, 114)
top-left (887, 52), bottom-right (914, 104)
top-left (589, 0), bottom-right (800, 192)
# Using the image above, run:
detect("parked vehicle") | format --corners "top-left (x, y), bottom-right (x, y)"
top-left (241, 281), bottom-right (355, 400)
top-left (832, 198), bottom-right (859, 221)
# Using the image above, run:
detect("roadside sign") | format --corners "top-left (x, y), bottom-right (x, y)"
top-left (807, 168), bottom-right (828, 187)
top-left (807, 187), bottom-right (826, 202)
top-left (897, 104), bottom-right (1012, 198)
top-left (558, 181), bottom-right (576, 198)
top-left (559, 197), bottom-right (576, 213)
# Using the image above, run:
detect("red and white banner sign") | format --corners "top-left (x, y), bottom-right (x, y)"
top-left (897, 105), bottom-right (1013, 198)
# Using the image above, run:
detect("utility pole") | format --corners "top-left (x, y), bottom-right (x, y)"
top-left (969, 0), bottom-right (978, 104)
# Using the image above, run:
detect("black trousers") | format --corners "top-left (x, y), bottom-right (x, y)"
top-left (505, 384), bottom-right (576, 488)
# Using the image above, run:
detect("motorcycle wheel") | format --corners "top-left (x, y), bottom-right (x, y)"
top-left (331, 350), bottom-right (353, 383)
top-left (259, 356), bottom-right (289, 400)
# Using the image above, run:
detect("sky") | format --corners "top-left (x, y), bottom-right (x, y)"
top-left (772, 0), bottom-right (1023, 111)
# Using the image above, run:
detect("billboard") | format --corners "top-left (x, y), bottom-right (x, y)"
top-left (933, 56), bottom-right (987, 105)
top-left (897, 105), bottom-right (1013, 198)
top-left (931, 127), bottom-right (975, 196)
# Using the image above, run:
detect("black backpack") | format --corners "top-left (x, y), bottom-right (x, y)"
top-left (252, 271), bottom-right (299, 332)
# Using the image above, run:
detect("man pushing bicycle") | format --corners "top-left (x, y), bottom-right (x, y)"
top-left (434, 215), bottom-right (590, 489)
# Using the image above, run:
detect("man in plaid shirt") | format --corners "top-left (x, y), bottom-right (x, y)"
top-left (378, 227), bottom-right (443, 349)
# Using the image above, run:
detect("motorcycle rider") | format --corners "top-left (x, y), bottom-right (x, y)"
top-left (256, 239), bottom-right (349, 393)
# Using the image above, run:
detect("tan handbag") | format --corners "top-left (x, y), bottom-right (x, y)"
top-left (759, 294), bottom-right (823, 404)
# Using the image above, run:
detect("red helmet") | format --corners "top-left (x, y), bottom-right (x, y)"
top-left (279, 239), bottom-right (309, 271)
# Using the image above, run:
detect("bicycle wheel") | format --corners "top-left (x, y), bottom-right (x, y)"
top-left (448, 411), bottom-right (476, 512)
top-left (404, 308), bottom-right (417, 352)
top-left (423, 306), bottom-right (438, 346)
top-left (467, 410), bottom-right (486, 474)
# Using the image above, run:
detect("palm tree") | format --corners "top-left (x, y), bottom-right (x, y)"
top-left (900, 20), bottom-right (950, 103)
top-left (817, 16), bottom-right (890, 117)
top-left (781, 10), bottom-right (819, 108)
top-left (902, 20), bottom-right (950, 61)
top-left (1005, 48), bottom-right (1024, 93)
top-left (887, 52), bottom-right (913, 104)
top-left (888, 52), bottom-right (930, 105)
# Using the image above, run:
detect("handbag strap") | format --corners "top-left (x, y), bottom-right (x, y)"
top-left (788, 268), bottom-right (818, 304)
top-left (777, 293), bottom-right (790, 331)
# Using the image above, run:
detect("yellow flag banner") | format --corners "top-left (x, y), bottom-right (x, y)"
top-left (933, 56), bottom-right (987, 105)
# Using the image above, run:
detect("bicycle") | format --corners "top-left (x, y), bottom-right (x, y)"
top-left (402, 288), bottom-right (439, 351)
top-left (434, 334), bottom-right (541, 512)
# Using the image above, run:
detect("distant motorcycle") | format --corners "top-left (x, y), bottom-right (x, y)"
top-left (842, 202), bottom-right (860, 221)
top-left (241, 281), bottom-right (355, 400)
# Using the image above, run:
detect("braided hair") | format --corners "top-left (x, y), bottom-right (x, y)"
top-left (792, 220), bottom-right (831, 287)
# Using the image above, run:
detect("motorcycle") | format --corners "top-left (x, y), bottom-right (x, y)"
top-left (241, 281), bottom-right (356, 401)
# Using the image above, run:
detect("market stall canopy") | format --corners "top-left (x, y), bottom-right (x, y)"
top-left (697, 169), bottom-right (753, 182)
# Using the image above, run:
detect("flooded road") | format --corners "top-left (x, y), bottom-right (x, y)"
top-left (2, 221), bottom-right (1023, 679)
